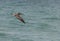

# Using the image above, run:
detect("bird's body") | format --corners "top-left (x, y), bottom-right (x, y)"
top-left (13, 13), bottom-right (25, 23)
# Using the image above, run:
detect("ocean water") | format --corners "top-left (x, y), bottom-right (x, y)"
top-left (0, 0), bottom-right (60, 41)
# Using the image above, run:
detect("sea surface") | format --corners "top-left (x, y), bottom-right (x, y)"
top-left (0, 0), bottom-right (60, 41)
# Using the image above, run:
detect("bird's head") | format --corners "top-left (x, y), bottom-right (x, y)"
top-left (18, 13), bottom-right (22, 15)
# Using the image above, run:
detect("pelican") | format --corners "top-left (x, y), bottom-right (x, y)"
top-left (13, 13), bottom-right (25, 24)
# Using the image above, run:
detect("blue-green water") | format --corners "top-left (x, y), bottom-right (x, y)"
top-left (0, 0), bottom-right (60, 41)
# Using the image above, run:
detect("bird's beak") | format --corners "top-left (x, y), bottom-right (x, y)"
top-left (12, 13), bottom-right (16, 16)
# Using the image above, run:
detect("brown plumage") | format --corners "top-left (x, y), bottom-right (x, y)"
top-left (13, 13), bottom-right (25, 24)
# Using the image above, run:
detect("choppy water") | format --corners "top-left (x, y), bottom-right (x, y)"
top-left (0, 0), bottom-right (60, 41)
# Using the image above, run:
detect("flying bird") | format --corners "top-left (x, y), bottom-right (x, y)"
top-left (13, 13), bottom-right (25, 24)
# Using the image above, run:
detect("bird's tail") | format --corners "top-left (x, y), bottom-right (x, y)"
top-left (19, 19), bottom-right (25, 24)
